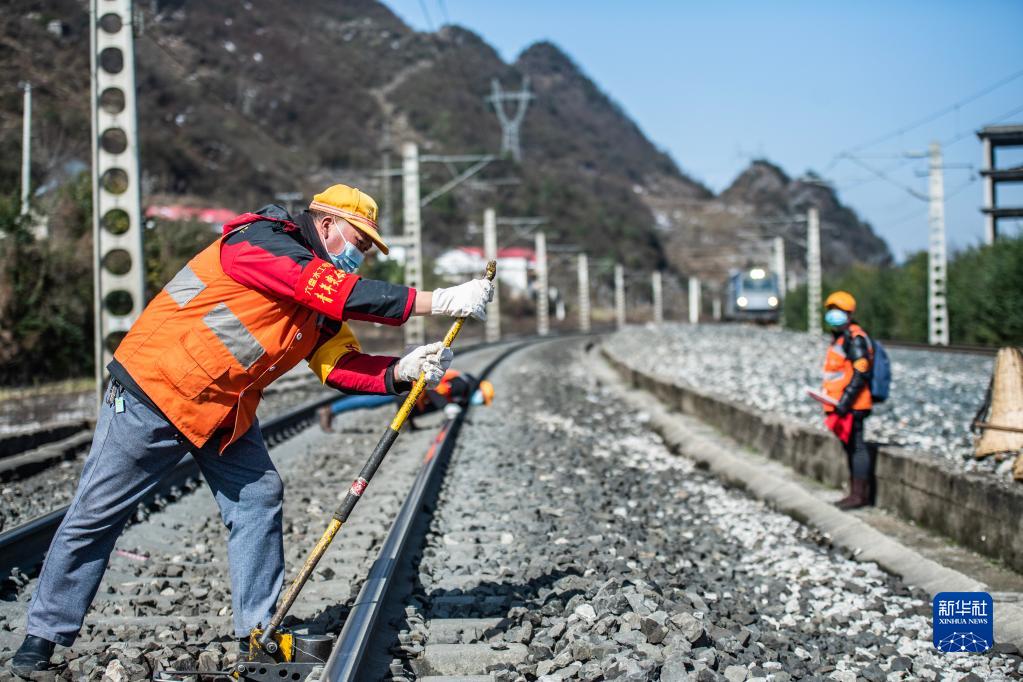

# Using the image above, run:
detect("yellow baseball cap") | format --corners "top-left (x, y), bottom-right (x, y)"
top-left (309, 184), bottom-right (388, 255)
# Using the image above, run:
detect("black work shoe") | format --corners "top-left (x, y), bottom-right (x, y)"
top-left (238, 637), bottom-right (251, 655)
top-left (10, 635), bottom-right (55, 678)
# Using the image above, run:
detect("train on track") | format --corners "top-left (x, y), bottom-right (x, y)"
top-left (723, 267), bottom-right (782, 323)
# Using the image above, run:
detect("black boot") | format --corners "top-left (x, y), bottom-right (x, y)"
top-left (10, 635), bottom-right (55, 679)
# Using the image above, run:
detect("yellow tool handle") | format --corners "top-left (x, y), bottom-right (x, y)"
top-left (256, 260), bottom-right (496, 654)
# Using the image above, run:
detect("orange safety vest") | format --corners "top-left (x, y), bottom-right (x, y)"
top-left (821, 323), bottom-right (873, 412)
top-left (114, 233), bottom-right (325, 452)
top-left (414, 369), bottom-right (461, 413)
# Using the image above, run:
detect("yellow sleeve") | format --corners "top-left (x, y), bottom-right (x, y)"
top-left (307, 322), bottom-right (361, 384)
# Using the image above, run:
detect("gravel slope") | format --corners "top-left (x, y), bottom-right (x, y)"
top-left (393, 339), bottom-right (1018, 681)
top-left (604, 325), bottom-right (1000, 478)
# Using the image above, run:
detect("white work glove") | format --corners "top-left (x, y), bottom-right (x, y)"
top-left (395, 342), bottom-right (453, 388)
top-left (431, 278), bottom-right (494, 320)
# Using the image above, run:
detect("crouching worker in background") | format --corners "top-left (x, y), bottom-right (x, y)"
top-left (10, 184), bottom-right (493, 678)
top-left (318, 368), bottom-right (495, 431)
top-left (820, 291), bottom-right (875, 510)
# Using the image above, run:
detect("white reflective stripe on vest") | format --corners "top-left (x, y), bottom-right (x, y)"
top-left (823, 370), bottom-right (845, 382)
top-left (202, 302), bottom-right (266, 369)
top-left (164, 264), bottom-right (206, 308)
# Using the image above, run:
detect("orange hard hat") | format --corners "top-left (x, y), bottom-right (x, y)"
top-left (824, 290), bottom-right (856, 313)
top-left (478, 380), bottom-right (495, 406)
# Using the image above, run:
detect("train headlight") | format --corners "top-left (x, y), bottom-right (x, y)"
top-left (768, 296), bottom-right (779, 307)
top-left (736, 296), bottom-right (748, 308)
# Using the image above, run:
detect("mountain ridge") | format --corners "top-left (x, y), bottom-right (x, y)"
top-left (0, 0), bottom-right (891, 283)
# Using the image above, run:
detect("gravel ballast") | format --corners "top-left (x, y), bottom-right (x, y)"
top-left (604, 325), bottom-right (998, 477)
top-left (394, 339), bottom-right (1019, 681)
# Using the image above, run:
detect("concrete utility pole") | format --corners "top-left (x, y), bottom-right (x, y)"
top-left (981, 134), bottom-right (996, 245)
top-left (712, 297), bottom-right (721, 321)
top-left (92, 0), bottom-right (146, 407)
top-left (402, 142), bottom-right (425, 346)
top-left (772, 237), bottom-right (786, 302)
top-left (380, 123), bottom-right (392, 234)
top-left (534, 231), bottom-right (549, 336)
top-left (577, 253), bottom-right (591, 333)
top-left (806, 207), bottom-right (822, 336)
top-left (928, 141), bottom-right (950, 346)
top-left (614, 264), bottom-right (626, 330)
top-left (688, 277), bottom-right (701, 325)
top-left (20, 82), bottom-right (31, 216)
top-left (483, 208), bottom-right (500, 342)
top-left (486, 77), bottom-right (533, 162)
top-left (651, 271), bottom-right (663, 324)
top-left (773, 236), bottom-right (786, 325)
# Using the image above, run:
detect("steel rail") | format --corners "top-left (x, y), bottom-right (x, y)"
top-left (321, 336), bottom-right (561, 681)
top-left (879, 338), bottom-right (999, 357)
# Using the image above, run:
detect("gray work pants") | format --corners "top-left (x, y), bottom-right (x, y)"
top-left (25, 382), bottom-right (284, 646)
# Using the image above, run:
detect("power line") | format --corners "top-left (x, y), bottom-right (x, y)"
top-left (436, 0), bottom-right (450, 26)
top-left (831, 67), bottom-right (1023, 161)
top-left (417, 0), bottom-right (435, 31)
top-left (831, 100), bottom-right (1023, 193)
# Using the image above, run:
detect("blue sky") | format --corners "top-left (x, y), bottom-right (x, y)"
top-left (384, 0), bottom-right (1023, 261)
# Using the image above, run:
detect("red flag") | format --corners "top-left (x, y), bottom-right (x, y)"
top-left (825, 412), bottom-right (854, 444)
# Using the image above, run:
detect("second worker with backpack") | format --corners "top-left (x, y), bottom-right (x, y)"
top-left (819, 290), bottom-right (890, 510)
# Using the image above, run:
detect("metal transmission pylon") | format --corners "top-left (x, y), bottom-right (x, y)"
top-left (806, 207), bottom-right (822, 337)
top-left (486, 77), bottom-right (533, 162)
top-left (482, 208), bottom-right (500, 342)
top-left (91, 0), bottom-right (145, 406)
top-left (402, 142), bottom-right (426, 347)
top-left (928, 142), bottom-right (950, 346)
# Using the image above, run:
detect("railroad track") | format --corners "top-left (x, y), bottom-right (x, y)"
top-left (879, 338), bottom-right (1000, 356)
top-left (0, 391), bottom-right (339, 580)
top-left (0, 335), bottom-right (558, 680)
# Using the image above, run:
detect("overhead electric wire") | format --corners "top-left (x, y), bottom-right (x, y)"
top-left (828, 67), bottom-right (1023, 166)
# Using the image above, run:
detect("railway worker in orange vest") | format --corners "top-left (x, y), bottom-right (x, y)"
top-left (820, 290), bottom-right (874, 510)
top-left (10, 184), bottom-right (493, 677)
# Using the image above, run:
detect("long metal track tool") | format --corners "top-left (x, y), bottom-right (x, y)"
top-left (255, 260), bottom-right (497, 654)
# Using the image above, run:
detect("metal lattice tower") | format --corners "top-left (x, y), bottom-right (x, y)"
top-left (483, 208), bottom-right (501, 342)
top-left (806, 208), bottom-right (822, 336)
top-left (486, 77), bottom-right (533, 162)
top-left (92, 0), bottom-right (145, 404)
top-left (928, 142), bottom-right (950, 346)
top-left (402, 142), bottom-right (426, 346)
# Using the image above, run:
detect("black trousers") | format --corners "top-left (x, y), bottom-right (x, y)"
top-left (842, 411), bottom-right (873, 480)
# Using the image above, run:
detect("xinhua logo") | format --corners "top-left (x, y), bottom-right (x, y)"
top-left (933, 592), bottom-right (993, 653)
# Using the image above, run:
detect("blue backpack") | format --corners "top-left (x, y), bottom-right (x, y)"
top-left (869, 338), bottom-right (891, 403)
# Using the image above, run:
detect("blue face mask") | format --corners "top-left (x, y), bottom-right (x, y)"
top-left (327, 221), bottom-right (365, 273)
top-left (825, 309), bottom-right (850, 328)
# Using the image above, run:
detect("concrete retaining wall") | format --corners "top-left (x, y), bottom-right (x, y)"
top-left (602, 347), bottom-right (1023, 575)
